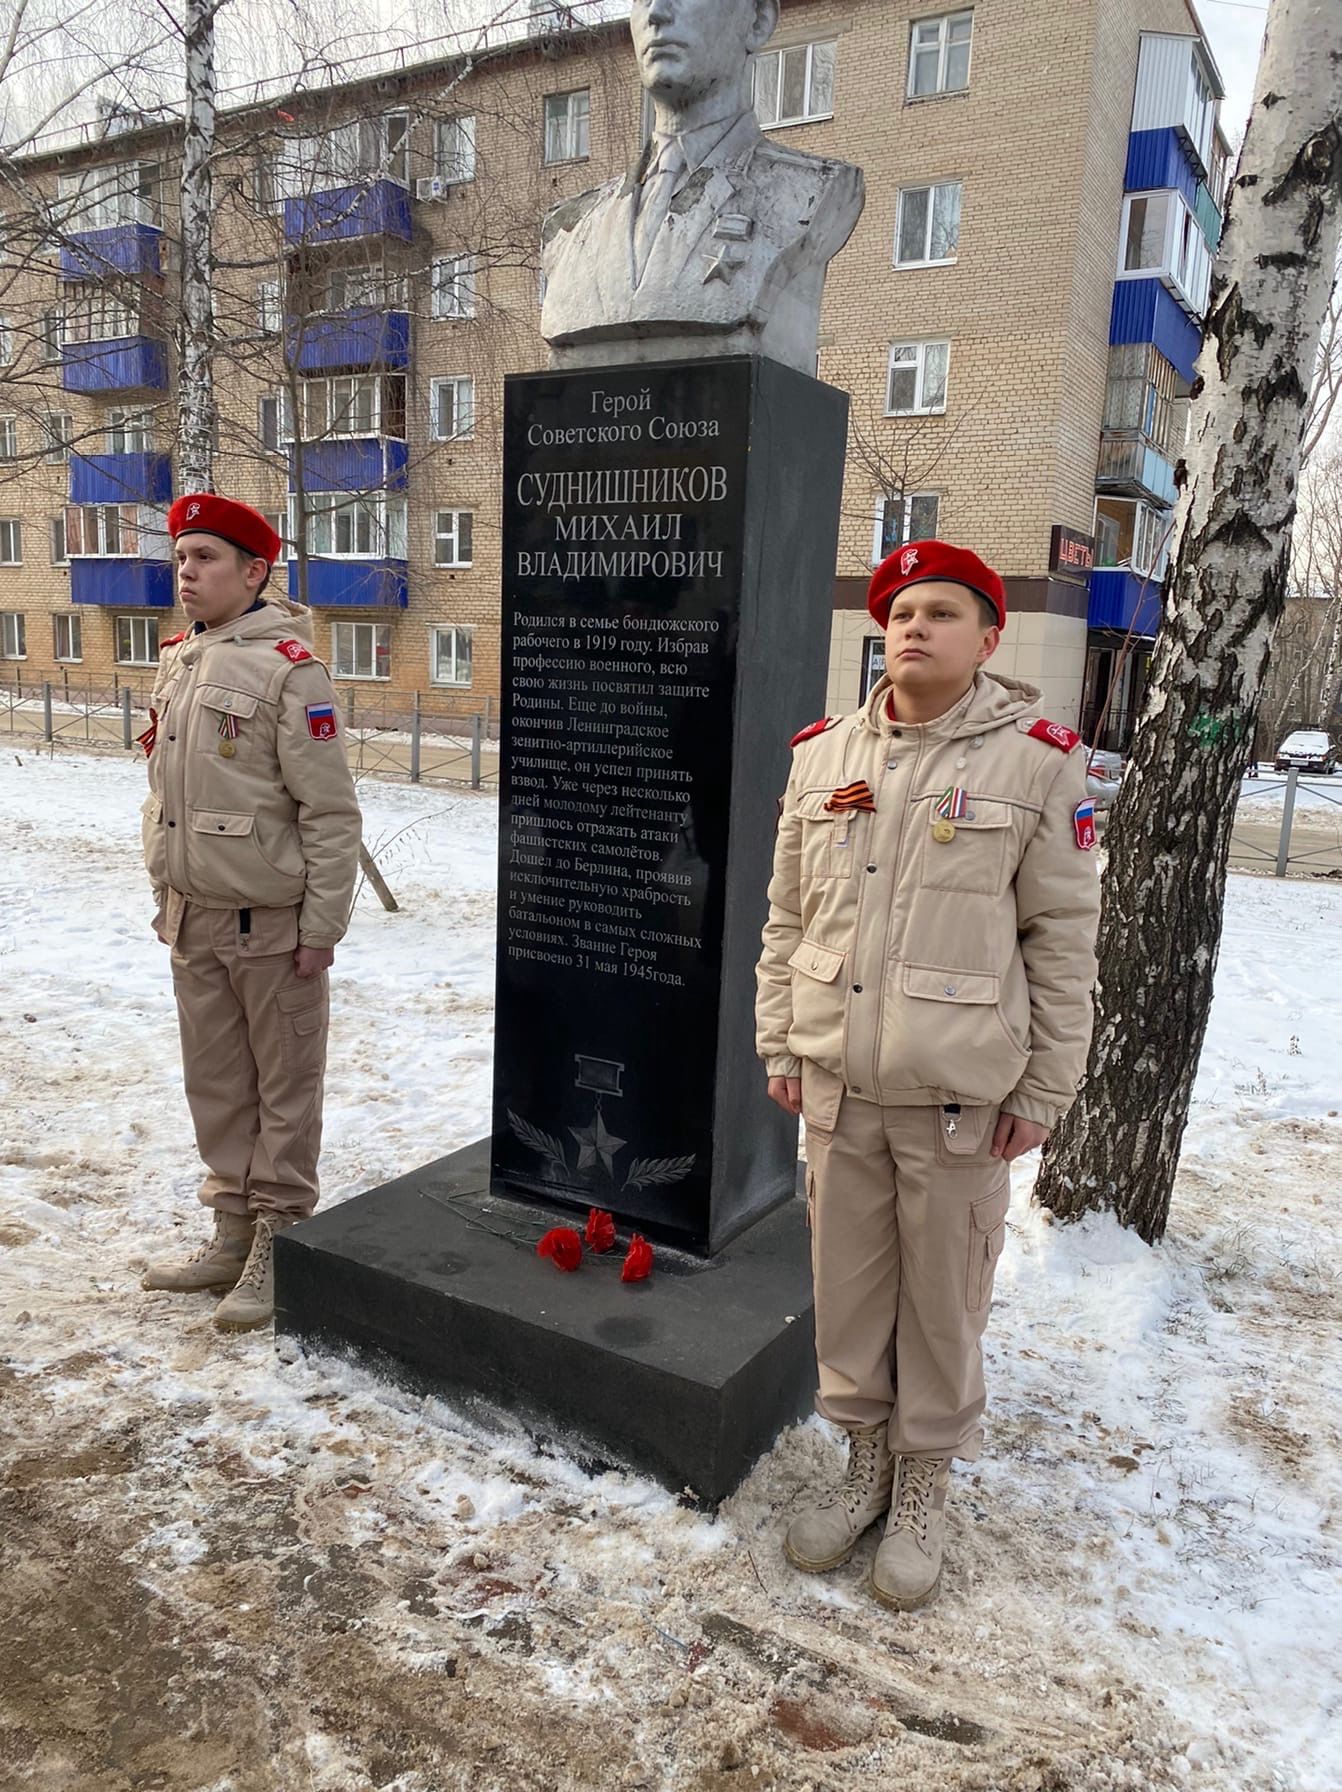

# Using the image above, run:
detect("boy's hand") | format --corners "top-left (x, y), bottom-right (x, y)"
top-left (767, 1075), bottom-right (803, 1116)
top-left (991, 1113), bottom-right (1049, 1161)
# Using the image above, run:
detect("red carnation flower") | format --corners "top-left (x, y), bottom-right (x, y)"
top-left (621, 1234), bottom-right (653, 1283)
top-left (584, 1207), bottom-right (616, 1253)
top-left (536, 1227), bottom-right (583, 1272)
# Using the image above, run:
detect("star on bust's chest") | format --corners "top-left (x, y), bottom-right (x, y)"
top-left (703, 212), bottom-right (753, 285)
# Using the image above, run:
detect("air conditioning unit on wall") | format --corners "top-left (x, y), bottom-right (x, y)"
top-left (416, 176), bottom-right (449, 201)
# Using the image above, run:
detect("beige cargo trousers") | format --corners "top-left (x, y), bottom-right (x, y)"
top-left (161, 893), bottom-right (328, 1221)
top-left (802, 1061), bottom-right (1009, 1462)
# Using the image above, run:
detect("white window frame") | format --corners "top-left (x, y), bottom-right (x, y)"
top-left (0, 415), bottom-right (17, 460)
top-left (53, 611), bottom-right (82, 661)
top-left (0, 611), bottom-right (25, 658)
top-left (543, 89), bottom-right (590, 165)
top-left (326, 264), bottom-right (408, 311)
top-left (115, 614), bottom-right (159, 666)
top-left (1117, 189), bottom-right (1212, 316)
top-left (752, 40), bottom-right (837, 129)
top-left (51, 515), bottom-right (69, 564)
top-left (872, 491), bottom-right (942, 565)
top-left (106, 408), bottom-right (154, 454)
top-left (431, 254), bottom-right (477, 321)
top-left (432, 509), bottom-right (473, 568)
top-left (430, 374), bottom-right (475, 441)
top-left (57, 161), bottom-right (158, 229)
top-left (257, 279), bottom-right (282, 334)
top-left (65, 503), bottom-right (137, 557)
top-left (1092, 495), bottom-right (1172, 580)
top-left (331, 619), bottom-right (391, 680)
top-left (436, 114), bottom-right (477, 185)
top-left (290, 491), bottom-right (407, 560)
top-left (886, 339), bottom-right (951, 416)
top-left (259, 391), bottom-right (293, 454)
top-left (41, 310), bottom-right (64, 361)
top-left (908, 10), bottom-right (973, 99)
top-left (431, 625), bottom-right (473, 688)
top-left (0, 520), bottom-right (22, 564)
top-left (42, 412), bottom-right (73, 464)
top-left (301, 113), bottom-right (409, 189)
top-left (0, 318), bottom-right (13, 365)
top-left (893, 180), bottom-right (962, 267)
top-left (301, 373), bottom-right (405, 440)
top-left (59, 285), bottom-right (137, 345)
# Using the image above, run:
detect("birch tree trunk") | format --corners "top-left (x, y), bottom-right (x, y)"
top-left (1035, 0), bottom-right (1342, 1243)
top-left (178, 0), bottom-right (218, 493)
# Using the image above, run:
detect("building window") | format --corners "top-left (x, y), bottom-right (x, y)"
top-left (257, 280), bottom-right (282, 334)
top-left (1103, 344), bottom-right (1187, 458)
top-left (115, 614), bottom-right (159, 665)
top-left (0, 320), bottom-right (11, 366)
top-left (59, 285), bottom-right (137, 345)
top-left (57, 160), bottom-right (158, 228)
top-left (325, 263), bottom-right (408, 311)
top-left (0, 520), bottom-right (22, 563)
top-left (0, 416), bottom-right (16, 460)
top-left (873, 492), bottom-right (941, 564)
top-left (292, 491), bottom-right (407, 559)
top-left (1092, 496), bottom-right (1172, 579)
top-left (543, 89), bottom-right (590, 165)
top-left (65, 504), bottom-right (137, 556)
top-left (430, 375), bottom-right (475, 441)
top-left (1118, 190), bottom-right (1211, 315)
top-left (42, 412), bottom-right (73, 463)
top-left (1, 612), bottom-right (25, 658)
top-left (331, 620), bottom-right (391, 680)
top-left (261, 512), bottom-right (287, 556)
top-left (436, 114), bottom-right (476, 184)
top-left (302, 373), bottom-right (405, 439)
top-left (53, 613), bottom-right (82, 660)
top-left (431, 624), bottom-right (473, 687)
top-left (106, 408), bottom-right (153, 454)
top-left (860, 635), bottom-right (886, 701)
top-left (908, 10), bottom-right (973, 98)
top-left (300, 114), bottom-right (409, 188)
top-left (431, 254), bottom-right (477, 320)
top-left (752, 40), bottom-right (836, 128)
top-left (51, 515), bottom-right (69, 563)
top-left (886, 340), bottom-right (950, 415)
top-left (894, 181), bottom-right (961, 266)
top-left (432, 509), bottom-right (473, 568)
top-left (41, 310), bottom-right (64, 361)
top-left (259, 391), bottom-right (293, 453)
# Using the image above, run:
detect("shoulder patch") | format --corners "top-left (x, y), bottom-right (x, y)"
top-left (1026, 718), bottom-right (1082, 753)
top-left (274, 638), bottom-right (313, 664)
top-left (790, 716), bottom-right (841, 750)
top-left (160, 631), bottom-right (186, 649)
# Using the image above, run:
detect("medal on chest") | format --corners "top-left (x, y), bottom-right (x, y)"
top-left (217, 712), bottom-right (240, 757)
top-left (932, 785), bottom-right (969, 843)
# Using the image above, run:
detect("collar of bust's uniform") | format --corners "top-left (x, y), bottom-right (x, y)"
top-left (650, 107), bottom-right (758, 180)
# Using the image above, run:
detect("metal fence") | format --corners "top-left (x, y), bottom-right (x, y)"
top-left (0, 672), bottom-right (500, 791)
top-left (1231, 767), bottom-right (1342, 878)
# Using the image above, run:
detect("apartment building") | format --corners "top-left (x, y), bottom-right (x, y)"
top-left (0, 0), bottom-right (1226, 744)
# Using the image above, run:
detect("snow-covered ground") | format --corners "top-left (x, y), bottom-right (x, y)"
top-left (2, 749), bottom-right (1339, 1792)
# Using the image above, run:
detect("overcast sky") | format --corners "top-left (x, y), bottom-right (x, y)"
top-left (1195, 0), bottom-right (1268, 143)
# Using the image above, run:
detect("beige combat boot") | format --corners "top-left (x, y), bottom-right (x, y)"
top-left (142, 1209), bottom-right (254, 1292)
top-left (784, 1422), bottom-right (896, 1572)
top-left (212, 1214), bottom-right (292, 1332)
top-left (871, 1454), bottom-right (951, 1610)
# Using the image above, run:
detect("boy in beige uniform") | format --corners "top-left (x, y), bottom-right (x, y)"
top-left (756, 540), bottom-right (1100, 1609)
top-left (140, 494), bottom-right (361, 1331)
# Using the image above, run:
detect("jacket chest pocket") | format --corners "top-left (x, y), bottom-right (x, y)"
top-left (918, 798), bottom-right (1014, 895)
top-left (195, 684), bottom-right (261, 760)
top-left (796, 788), bottom-right (861, 880)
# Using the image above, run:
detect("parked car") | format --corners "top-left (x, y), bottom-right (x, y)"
top-left (1273, 729), bottom-right (1337, 774)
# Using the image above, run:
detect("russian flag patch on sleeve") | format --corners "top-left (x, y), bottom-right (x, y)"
top-left (1073, 799), bottom-right (1097, 851)
top-left (305, 701), bottom-right (337, 741)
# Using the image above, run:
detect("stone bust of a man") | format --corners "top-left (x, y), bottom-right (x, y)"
top-left (540, 0), bottom-right (864, 377)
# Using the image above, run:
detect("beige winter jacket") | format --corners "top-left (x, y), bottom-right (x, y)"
top-left (755, 671), bottom-right (1101, 1129)
top-left (142, 598), bottom-right (362, 947)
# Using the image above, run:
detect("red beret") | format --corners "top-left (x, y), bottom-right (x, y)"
top-left (168, 493), bottom-right (281, 566)
top-left (868, 539), bottom-right (1007, 631)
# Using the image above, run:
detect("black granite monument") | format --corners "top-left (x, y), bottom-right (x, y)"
top-left (276, 354), bottom-right (849, 1501)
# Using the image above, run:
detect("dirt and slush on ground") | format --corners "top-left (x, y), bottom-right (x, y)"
top-left (2, 749), bottom-right (1339, 1791)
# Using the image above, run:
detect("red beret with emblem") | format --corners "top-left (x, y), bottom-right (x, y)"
top-left (168, 493), bottom-right (281, 566)
top-left (867, 539), bottom-right (1007, 631)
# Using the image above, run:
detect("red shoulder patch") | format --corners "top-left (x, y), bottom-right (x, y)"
top-left (790, 716), bottom-right (840, 750)
top-left (275, 638), bottom-right (313, 664)
top-left (160, 631), bottom-right (186, 649)
top-left (1028, 718), bottom-right (1082, 753)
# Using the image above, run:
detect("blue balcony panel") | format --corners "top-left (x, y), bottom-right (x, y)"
top-left (1194, 182), bottom-right (1223, 249)
top-left (1109, 281), bottom-right (1202, 385)
top-left (282, 179), bottom-right (413, 247)
top-left (287, 309), bottom-right (410, 373)
top-left (71, 451), bottom-right (173, 507)
top-left (61, 336), bottom-right (169, 396)
top-left (69, 558), bottom-right (174, 607)
top-left (60, 223), bottom-right (163, 281)
top-left (288, 439), bottom-right (408, 494)
top-left (1088, 569), bottom-right (1162, 639)
top-left (287, 557), bottom-right (408, 608)
top-left (1095, 436), bottom-right (1178, 506)
top-left (1124, 129), bottom-right (1199, 207)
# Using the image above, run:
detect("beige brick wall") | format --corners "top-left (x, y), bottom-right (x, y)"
top-left (0, 0), bottom-right (1212, 723)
